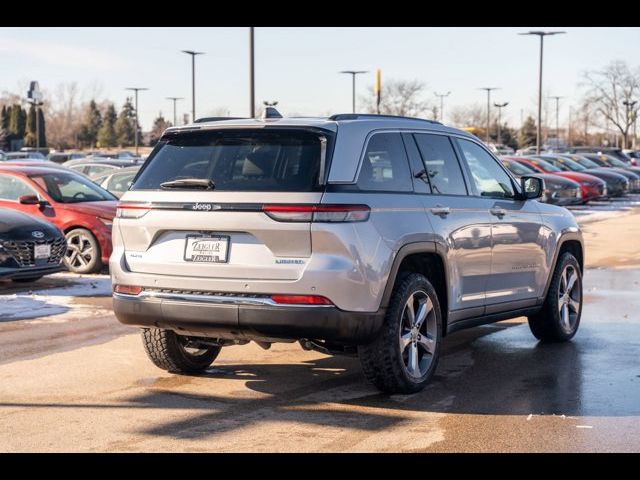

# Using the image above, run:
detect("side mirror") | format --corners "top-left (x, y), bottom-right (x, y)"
top-left (520, 176), bottom-right (544, 200)
top-left (19, 195), bottom-right (49, 207)
top-left (19, 195), bottom-right (40, 205)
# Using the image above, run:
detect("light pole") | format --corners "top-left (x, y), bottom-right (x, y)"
top-left (623, 100), bottom-right (637, 149)
top-left (250, 27), bottom-right (255, 118)
top-left (182, 50), bottom-right (204, 123)
top-left (494, 101), bottom-right (509, 144)
top-left (125, 87), bottom-right (148, 156)
top-left (434, 91), bottom-right (451, 122)
top-left (479, 87), bottom-right (499, 143)
top-left (550, 96), bottom-right (564, 147)
top-left (518, 31), bottom-right (566, 154)
top-left (339, 70), bottom-right (368, 113)
top-left (166, 97), bottom-right (184, 126)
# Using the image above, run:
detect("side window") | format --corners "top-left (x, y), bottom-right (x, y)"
top-left (356, 133), bottom-right (413, 192)
top-left (457, 139), bottom-right (515, 198)
top-left (413, 133), bottom-right (467, 195)
top-left (0, 175), bottom-right (37, 201)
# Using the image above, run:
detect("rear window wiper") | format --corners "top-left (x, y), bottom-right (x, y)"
top-left (160, 178), bottom-right (216, 190)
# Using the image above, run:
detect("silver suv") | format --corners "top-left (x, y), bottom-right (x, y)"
top-left (111, 111), bottom-right (584, 394)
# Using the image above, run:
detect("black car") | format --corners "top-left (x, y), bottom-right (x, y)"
top-left (0, 208), bottom-right (67, 282)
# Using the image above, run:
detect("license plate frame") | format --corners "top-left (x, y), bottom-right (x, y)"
top-left (183, 234), bottom-right (230, 263)
top-left (34, 244), bottom-right (51, 260)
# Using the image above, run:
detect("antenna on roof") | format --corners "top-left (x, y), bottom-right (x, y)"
top-left (262, 106), bottom-right (282, 120)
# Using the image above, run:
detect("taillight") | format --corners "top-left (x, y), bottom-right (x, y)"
top-left (116, 202), bottom-right (152, 219)
top-left (114, 285), bottom-right (143, 295)
top-left (262, 204), bottom-right (370, 223)
top-left (270, 294), bottom-right (333, 305)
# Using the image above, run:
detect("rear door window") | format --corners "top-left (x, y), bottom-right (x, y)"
top-left (132, 128), bottom-right (331, 192)
top-left (413, 133), bottom-right (468, 195)
top-left (356, 132), bottom-right (412, 192)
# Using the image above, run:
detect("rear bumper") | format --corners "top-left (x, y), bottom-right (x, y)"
top-left (113, 292), bottom-right (385, 344)
top-left (0, 264), bottom-right (65, 280)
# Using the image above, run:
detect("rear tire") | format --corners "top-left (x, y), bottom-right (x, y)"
top-left (12, 276), bottom-right (43, 283)
top-left (528, 252), bottom-right (582, 342)
top-left (141, 328), bottom-right (221, 373)
top-left (358, 273), bottom-right (442, 394)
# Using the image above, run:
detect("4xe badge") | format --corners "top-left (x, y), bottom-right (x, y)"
top-left (31, 231), bottom-right (44, 238)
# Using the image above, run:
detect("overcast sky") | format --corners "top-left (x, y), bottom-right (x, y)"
top-left (1, 27), bottom-right (638, 130)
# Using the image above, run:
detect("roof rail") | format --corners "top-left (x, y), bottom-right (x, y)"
top-left (194, 116), bottom-right (246, 123)
top-left (328, 113), bottom-right (442, 125)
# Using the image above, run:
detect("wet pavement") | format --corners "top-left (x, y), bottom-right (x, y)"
top-left (0, 212), bottom-right (639, 451)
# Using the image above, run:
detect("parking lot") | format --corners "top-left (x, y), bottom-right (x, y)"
top-left (1, 201), bottom-right (639, 452)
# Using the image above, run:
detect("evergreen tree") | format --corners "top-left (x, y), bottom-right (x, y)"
top-left (115, 98), bottom-right (135, 147)
top-left (518, 116), bottom-right (537, 149)
top-left (0, 106), bottom-right (8, 150)
top-left (97, 103), bottom-right (117, 148)
top-left (148, 113), bottom-right (171, 146)
top-left (24, 104), bottom-right (37, 147)
top-left (77, 100), bottom-right (102, 148)
top-left (37, 107), bottom-right (46, 147)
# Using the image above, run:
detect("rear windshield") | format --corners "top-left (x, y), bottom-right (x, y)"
top-left (132, 128), bottom-right (332, 192)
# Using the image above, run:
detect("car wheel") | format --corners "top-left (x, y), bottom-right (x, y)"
top-left (528, 252), bottom-right (582, 342)
top-left (358, 273), bottom-right (442, 394)
top-left (64, 228), bottom-right (102, 274)
top-left (141, 328), bottom-right (221, 373)
top-left (12, 276), bottom-right (43, 283)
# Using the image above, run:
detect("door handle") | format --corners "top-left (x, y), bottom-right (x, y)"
top-left (430, 206), bottom-right (451, 216)
top-left (490, 208), bottom-right (507, 218)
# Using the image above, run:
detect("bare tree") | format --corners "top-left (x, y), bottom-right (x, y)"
top-left (360, 79), bottom-right (433, 117)
top-left (582, 60), bottom-right (640, 148)
top-left (449, 103), bottom-right (485, 129)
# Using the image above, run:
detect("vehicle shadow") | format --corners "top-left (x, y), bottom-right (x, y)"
top-left (123, 319), bottom-right (640, 440)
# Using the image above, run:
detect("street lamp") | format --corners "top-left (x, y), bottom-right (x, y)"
top-left (550, 96), bottom-right (564, 148)
top-left (494, 101), bottom-right (509, 144)
top-left (182, 50), bottom-right (205, 123)
top-left (166, 97), bottom-right (184, 126)
top-left (518, 31), bottom-right (566, 154)
top-left (434, 91), bottom-right (451, 123)
top-left (479, 87), bottom-right (499, 143)
top-left (339, 70), bottom-right (368, 113)
top-left (250, 27), bottom-right (255, 118)
top-left (623, 100), bottom-right (637, 149)
top-left (125, 87), bottom-right (148, 156)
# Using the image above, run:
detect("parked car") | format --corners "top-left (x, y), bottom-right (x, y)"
top-left (568, 146), bottom-right (635, 165)
top-left (64, 159), bottom-right (141, 179)
top-left (0, 165), bottom-right (117, 273)
top-left (500, 158), bottom-right (582, 206)
top-left (47, 152), bottom-right (86, 164)
top-left (579, 154), bottom-right (640, 192)
top-left (110, 111), bottom-right (584, 394)
top-left (536, 154), bottom-right (630, 198)
top-left (504, 156), bottom-right (607, 203)
top-left (5, 151), bottom-right (47, 161)
top-left (0, 208), bottom-right (67, 282)
top-left (92, 166), bottom-right (141, 198)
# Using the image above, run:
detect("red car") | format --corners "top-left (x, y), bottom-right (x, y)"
top-left (504, 156), bottom-right (606, 203)
top-left (0, 165), bottom-right (117, 273)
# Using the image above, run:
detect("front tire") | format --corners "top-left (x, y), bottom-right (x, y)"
top-left (141, 328), bottom-right (221, 373)
top-left (64, 228), bottom-right (102, 274)
top-left (358, 273), bottom-right (442, 394)
top-left (528, 252), bottom-right (582, 342)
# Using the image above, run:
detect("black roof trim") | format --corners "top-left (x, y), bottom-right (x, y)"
top-left (328, 113), bottom-right (442, 125)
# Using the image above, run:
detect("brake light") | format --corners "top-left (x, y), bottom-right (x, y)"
top-left (116, 202), bottom-right (151, 219)
top-left (114, 285), bottom-right (143, 295)
top-left (263, 204), bottom-right (370, 223)
top-left (270, 294), bottom-right (333, 305)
